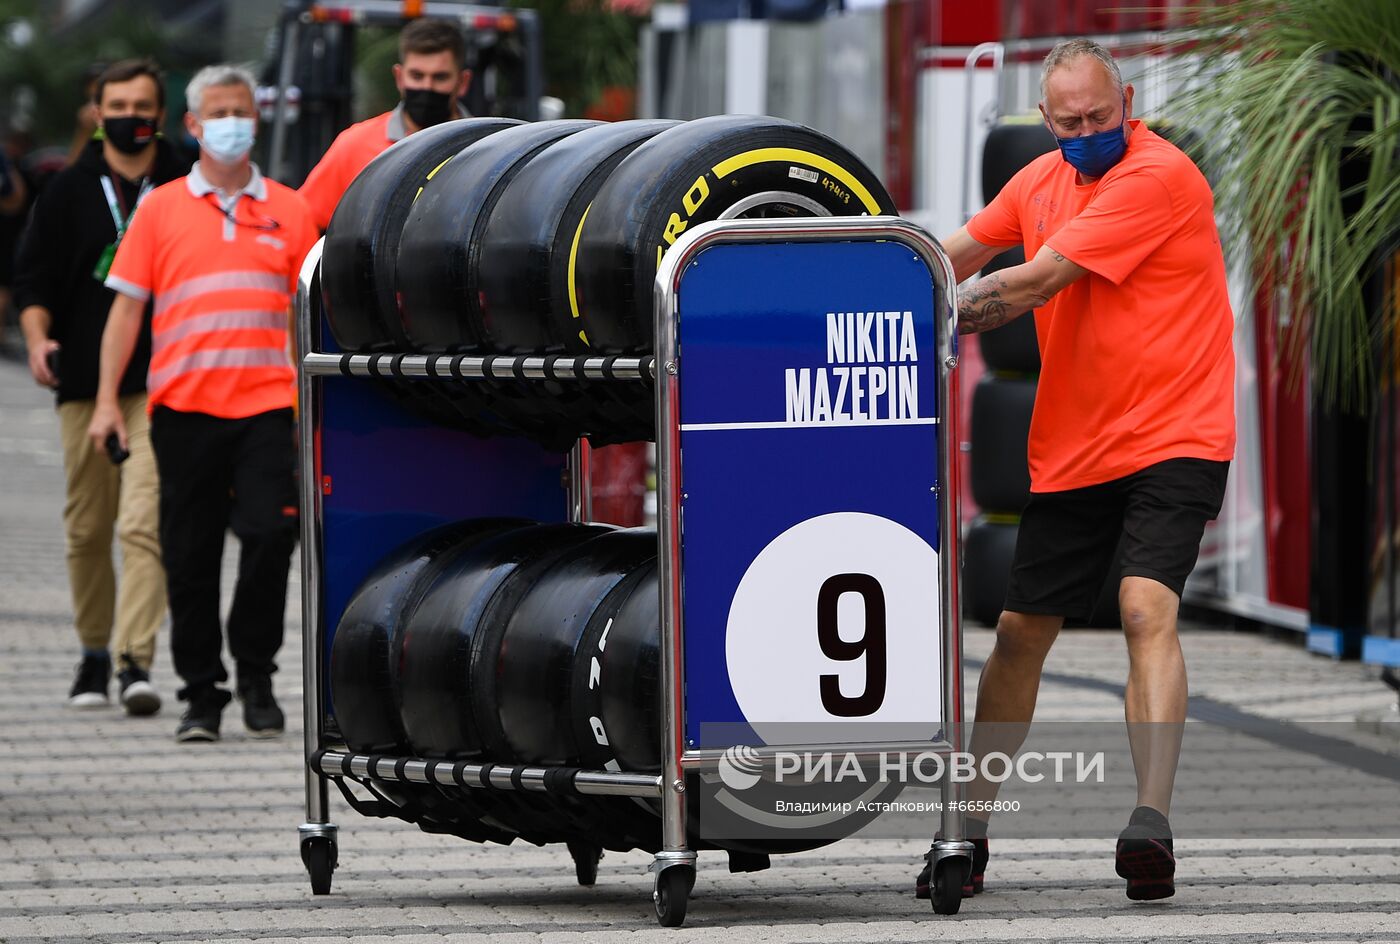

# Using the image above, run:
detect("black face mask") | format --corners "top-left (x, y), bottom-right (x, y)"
top-left (103, 116), bottom-right (159, 155)
top-left (402, 88), bottom-right (454, 129)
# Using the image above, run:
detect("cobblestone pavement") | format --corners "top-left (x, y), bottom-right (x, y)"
top-left (1, 348), bottom-right (1398, 944)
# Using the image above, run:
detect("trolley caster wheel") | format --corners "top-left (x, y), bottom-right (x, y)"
top-left (301, 836), bottom-right (338, 896)
top-left (931, 857), bottom-right (967, 915)
top-left (567, 841), bottom-right (603, 886)
top-left (652, 864), bottom-right (695, 927)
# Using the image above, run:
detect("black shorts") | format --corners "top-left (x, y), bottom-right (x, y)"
top-left (1004, 457), bottom-right (1230, 620)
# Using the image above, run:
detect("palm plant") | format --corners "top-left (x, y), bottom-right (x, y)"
top-left (1161, 0), bottom-right (1400, 409)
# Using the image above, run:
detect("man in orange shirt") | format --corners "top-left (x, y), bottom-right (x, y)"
top-left (299, 18), bottom-right (471, 230)
top-left (87, 64), bottom-right (318, 744)
top-left (917, 39), bottom-right (1235, 902)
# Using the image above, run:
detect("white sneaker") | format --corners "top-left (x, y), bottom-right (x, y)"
top-left (117, 657), bottom-right (162, 717)
top-left (120, 678), bottom-right (162, 716)
top-left (68, 691), bottom-right (109, 709)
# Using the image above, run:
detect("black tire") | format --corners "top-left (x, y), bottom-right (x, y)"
top-left (301, 836), bottom-right (337, 896)
top-left (653, 865), bottom-right (694, 927)
top-left (396, 120), bottom-right (601, 352)
top-left (931, 858), bottom-right (965, 915)
top-left (329, 519), bottom-right (522, 753)
top-left (397, 523), bottom-right (611, 758)
top-left (572, 115), bottom-right (898, 353)
top-left (321, 118), bottom-right (521, 351)
top-left (398, 522), bottom-right (614, 845)
top-left (969, 375), bottom-right (1035, 512)
top-left (476, 119), bottom-right (681, 353)
top-left (978, 247), bottom-right (1040, 374)
top-left (463, 528), bottom-right (623, 768)
top-left (981, 121), bottom-right (1056, 204)
top-left (567, 558), bottom-right (668, 853)
top-left (574, 559), bottom-right (660, 774)
top-left (496, 529), bottom-right (657, 765)
top-left (962, 515), bottom-right (1018, 627)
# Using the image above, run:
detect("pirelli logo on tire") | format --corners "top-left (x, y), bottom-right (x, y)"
top-left (652, 148), bottom-right (885, 270)
top-left (657, 173), bottom-right (714, 266)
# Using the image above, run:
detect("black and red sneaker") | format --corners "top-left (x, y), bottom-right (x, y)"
top-left (1115, 806), bottom-right (1175, 900)
top-left (915, 834), bottom-right (989, 898)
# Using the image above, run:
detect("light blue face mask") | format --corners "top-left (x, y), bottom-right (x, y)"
top-left (1054, 97), bottom-right (1128, 179)
top-left (200, 116), bottom-right (256, 164)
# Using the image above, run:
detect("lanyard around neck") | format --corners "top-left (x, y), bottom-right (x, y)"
top-left (99, 175), bottom-right (152, 240)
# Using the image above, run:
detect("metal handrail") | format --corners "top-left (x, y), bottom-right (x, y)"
top-left (301, 351), bottom-right (656, 382)
top-left (961, 42), bottom-right (1004, 225)
top-left (313, 750), bottom-right (664, 798)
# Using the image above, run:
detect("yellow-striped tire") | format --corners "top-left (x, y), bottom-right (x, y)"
top-left (570, 116), bottom-right (898, 353)
top-left (476, 119), bottom-right (680, 353)
top-left (396, 120), bottom-right (599, 352)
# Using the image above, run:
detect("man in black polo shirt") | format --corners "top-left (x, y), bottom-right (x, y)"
top-left (15, 59), bottom-right (190, 715)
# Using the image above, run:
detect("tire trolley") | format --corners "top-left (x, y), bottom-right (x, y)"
top-left (295, 211), bottom-right (974, 926)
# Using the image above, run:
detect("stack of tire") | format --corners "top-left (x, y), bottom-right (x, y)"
top-left (329, 520), bottom-right (864, 862)
top-left (319, 115), bottom-right (897, 450)
top-left (962, 121), bottom-right (1054, 628)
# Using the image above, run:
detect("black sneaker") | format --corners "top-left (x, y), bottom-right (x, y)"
top-left (237, 675), bottom-right (285, 738)
top-left (68, 652), bottom-right (111, 709)
top-left (117, 655), bottom-right (162, 717)
top-left (1116, 805), bottom-right (1175, 900)
top-left (916, 833), bottom-right (989, 898)
top-left (175, 688), bottom-right (232, 743)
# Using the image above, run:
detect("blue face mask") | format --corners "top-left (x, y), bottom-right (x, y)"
top-left (200, 116), bottom-right (256, 164)
top-left (1054, 98), bottom-right (1127, 179)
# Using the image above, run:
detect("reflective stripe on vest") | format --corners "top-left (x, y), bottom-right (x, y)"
top-left (154, 308), bottom-right (288, 347)
top-left (153, 270), bottom-right (288, 317)
top-left (147, 346), bottom-right (292, 393)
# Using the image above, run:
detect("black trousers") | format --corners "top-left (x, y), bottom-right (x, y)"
top-left (149, 407), bottom-right (298, 700)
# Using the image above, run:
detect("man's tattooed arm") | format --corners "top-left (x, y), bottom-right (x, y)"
top-left (954, 244), bottom-right (1087, 335)
top-left (955, 250), bottom-right (1077, 334)
top-left (957, 273), bottom-right (1017, 335)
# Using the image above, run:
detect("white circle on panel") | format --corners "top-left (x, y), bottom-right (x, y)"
top-left (725, 512), bottom-right (942, 745)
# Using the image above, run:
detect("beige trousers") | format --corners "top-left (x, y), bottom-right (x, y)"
top-left (56, 394), bottom-right (166, 669)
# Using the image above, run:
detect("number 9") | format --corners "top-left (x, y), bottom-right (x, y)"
top-left (816, 573), bottom-right (887, 717)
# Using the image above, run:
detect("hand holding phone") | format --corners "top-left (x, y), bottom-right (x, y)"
top-left (105, 432), bottom-right (129, 465)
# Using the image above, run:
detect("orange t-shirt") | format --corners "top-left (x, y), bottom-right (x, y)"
top-left (106, 163), bottom-right (318, 419)
top-left (967, 120), bottom-right (1236, 492)
top-left (298, 110), bottom-right (396, 230)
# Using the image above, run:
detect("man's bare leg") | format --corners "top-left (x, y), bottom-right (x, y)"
top-left (917, 610), bottom-right (1062, 898)
top-left (1119, 575), bottom-right (1186, 814)
top-left (964, 610), bottom-right (1064, 808)
top-left (1116, 574), bottom-right (1184, 900)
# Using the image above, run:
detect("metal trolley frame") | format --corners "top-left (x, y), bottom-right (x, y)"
top-left (295, 215), bottom-right (972, 926)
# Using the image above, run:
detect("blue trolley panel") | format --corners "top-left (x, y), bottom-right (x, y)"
top-left (676, 239), bottom-right (946, 749)
top-left (311, 310), bottom-right (568, 684)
